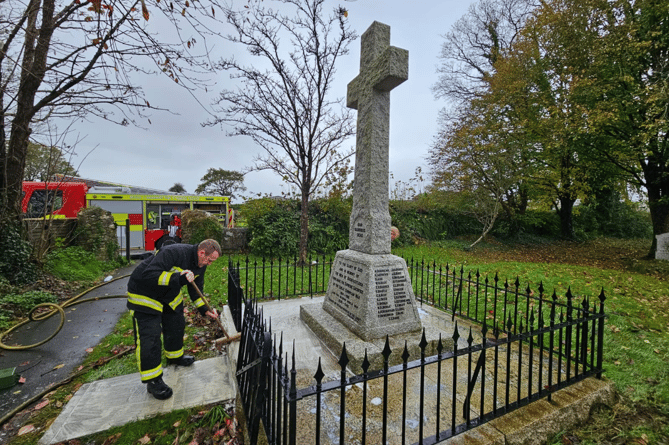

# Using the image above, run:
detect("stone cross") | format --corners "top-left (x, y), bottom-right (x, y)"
top-left (347, 21), bottom-right (408, 255)
top-left (304, 22), bottom-right (423, 346)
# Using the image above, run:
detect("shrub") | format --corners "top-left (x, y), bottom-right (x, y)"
top-left (308, 219), bottom-right (348, 254)
top-left (76, 206), bottom-right (119, 261)
top-left (246, 199), bottom-right (300, 257)
top-left (243, 196), bottom-right (354, 257)
top-left (180, 209), bottom-right (224, 245)
top-left (574, 199), bottom-right (652, 239)
top-left (0, 222), bottom-right (39, 285)
top-left (492, 210), bottom-right (561, 240)
top-left (307, 196), bottom-right (350, 254)
top-left (390, 200), bottom-right (481, 244)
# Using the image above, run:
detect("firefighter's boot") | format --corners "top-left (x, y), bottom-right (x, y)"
top-left (147, 377), bottom-right (173, 400)
top-left (167, 355), bottom-right (195, 367)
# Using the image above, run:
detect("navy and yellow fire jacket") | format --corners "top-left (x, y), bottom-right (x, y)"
top-left (127, 243), bottom-right (209, 316)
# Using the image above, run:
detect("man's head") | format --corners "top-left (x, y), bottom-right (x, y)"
top-left (197, 239), bottom-right (222, 267)
top-left (391, 226), bottom-right (400, 241)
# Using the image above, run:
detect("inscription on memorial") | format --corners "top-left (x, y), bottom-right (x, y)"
top-left (328, 260), bottom-right (364, 322)
top-left (354, 221), bottom-right (366, 239)
top-left (373, 267), bottom-right (413, 321)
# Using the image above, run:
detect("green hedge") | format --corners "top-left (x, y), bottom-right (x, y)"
top-left (242, 196), bottom-right (351, 258)
top-left (241, 192), bottom-right (652, 257)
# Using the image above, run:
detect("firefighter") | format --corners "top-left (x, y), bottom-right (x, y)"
top-left (127, 239), bottom-right (222, 400)
top-left (167, 213), bottom-right (181, 241)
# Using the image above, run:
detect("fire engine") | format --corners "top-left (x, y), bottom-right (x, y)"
top-left (21, 181), bottom-right (230, 251)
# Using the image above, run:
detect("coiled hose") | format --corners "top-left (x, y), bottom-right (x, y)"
top-left (0, 274), bottom-right (131, 351)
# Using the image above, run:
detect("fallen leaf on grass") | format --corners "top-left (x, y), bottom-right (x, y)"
top-left (213, 428), bottom-right (227, 438)
top-left (101, 432), bottom-right (122, 445)
top-left (18, 425), bottom-right (35, 436)
top-left (173, 420), bottom-right (181, 427)
top-left (614, 361), bottom-right (621, 365)
top-left (654, 349), bottom-right (660, 354)
top-left (34, 400), bottom-right (49, 410)
top-left (138, 434), bottom-right (151, 444)
top-left (86, 347), bottom-right (94, 353)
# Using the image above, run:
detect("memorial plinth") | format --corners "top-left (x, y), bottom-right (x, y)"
top-left (323, 250), bottom-right (420, 340)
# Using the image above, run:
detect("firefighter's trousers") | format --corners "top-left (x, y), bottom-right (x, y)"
top-left (132, 304), bottom-right (186, 382)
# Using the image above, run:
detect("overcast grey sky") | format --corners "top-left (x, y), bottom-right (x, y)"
top-left (67, 0), bottom-right (477, 200)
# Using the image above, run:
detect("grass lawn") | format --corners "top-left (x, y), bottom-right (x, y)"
top-left (393, 239), bottom-right (669, 445)
top-left (3, 237), bottom-right (668, 444)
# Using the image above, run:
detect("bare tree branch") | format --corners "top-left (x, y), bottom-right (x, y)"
top-left (205, 0), bottom-right (356, 263)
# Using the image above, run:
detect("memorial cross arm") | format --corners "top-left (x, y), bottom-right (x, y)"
top-left (347, 46), bottom-right (409, 110)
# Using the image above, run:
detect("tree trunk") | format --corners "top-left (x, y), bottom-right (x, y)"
top-left (501, 185), bottom-right (528, 237)
top-left (1, 0), bottom-right (54, 222)
top-left (299, 188), bottom-right (310, 266)
top-left (558, 195), bottom-right (576, 240)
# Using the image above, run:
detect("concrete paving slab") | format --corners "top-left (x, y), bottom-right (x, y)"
top-left (38, 356), bottom-right (237, 445)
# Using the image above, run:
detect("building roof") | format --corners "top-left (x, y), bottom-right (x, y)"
top-left (53, 175), bottom-right (179, 196)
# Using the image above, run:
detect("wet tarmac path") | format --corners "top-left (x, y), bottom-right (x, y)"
top-left (0, 263), bottom-right (137, 434)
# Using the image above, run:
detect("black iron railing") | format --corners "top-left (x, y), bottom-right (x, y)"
top-left (227, 261), bottom-right (244, 332)
top-left (229, 258), bottom-right (607, 444)
top-left (228, 255), bottom-right (333, 301)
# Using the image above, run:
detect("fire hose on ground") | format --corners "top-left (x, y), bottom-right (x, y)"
top-left (0, 274), bottom-right (132, 351)
top-left (0, 274), bottom-right (238, 427)
top-left (0, 275), bottom-right (237, 351)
